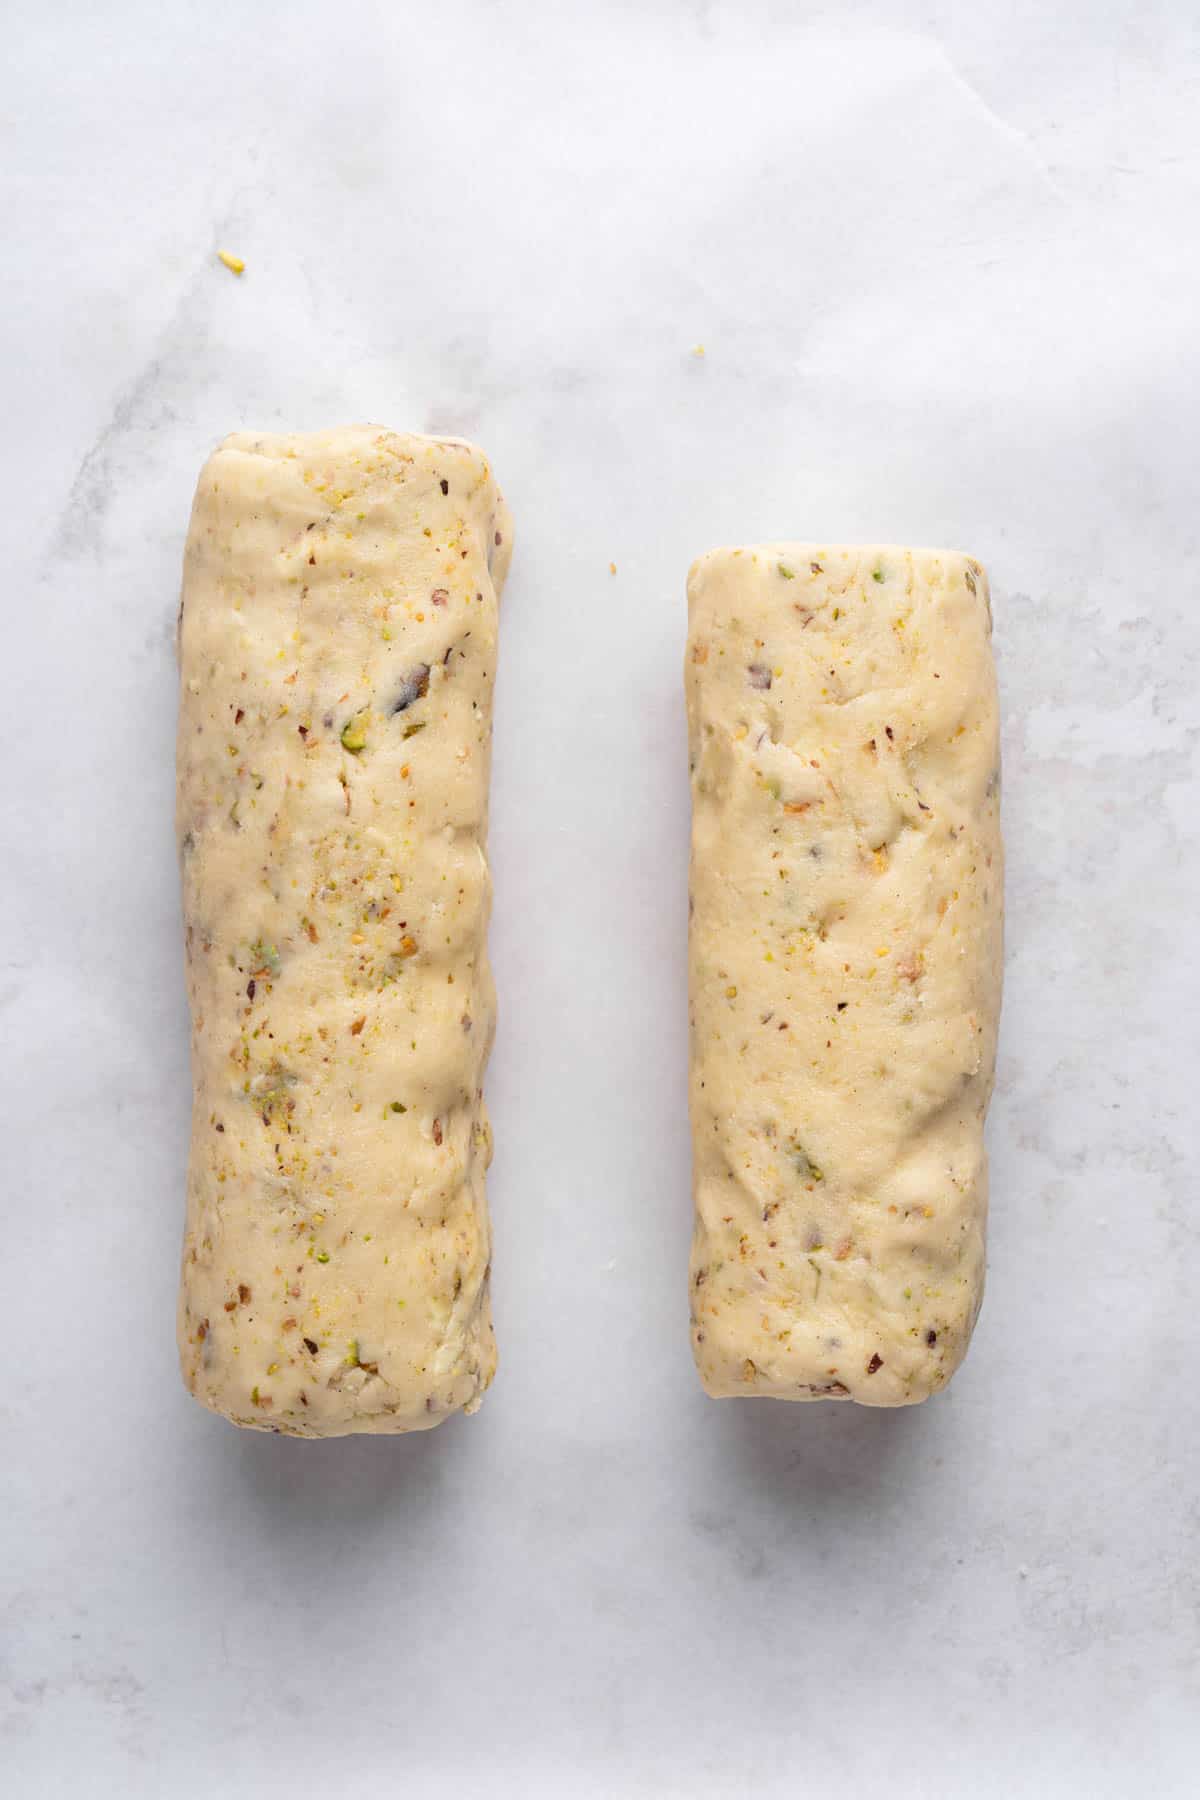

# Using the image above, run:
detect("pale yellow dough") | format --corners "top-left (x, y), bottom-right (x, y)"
top-left (176, 426), bottom-right (512, 1434)
top-left (686, 546), bottom-right (1002, 1406)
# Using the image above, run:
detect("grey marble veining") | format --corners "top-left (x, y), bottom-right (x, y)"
top-left (3, 2), bottom-right (1197, 1795)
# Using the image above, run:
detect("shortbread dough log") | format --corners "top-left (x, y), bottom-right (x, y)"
top-left (176, 426), bottom-right (512, 1434)
top-left (686, 546), bottom-right (1001, 1406)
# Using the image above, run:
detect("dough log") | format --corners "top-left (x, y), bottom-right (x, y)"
top-left (686, 546), bottom-right (1001, 1406)
top-left (176, 426), bottom-right (512, 1434)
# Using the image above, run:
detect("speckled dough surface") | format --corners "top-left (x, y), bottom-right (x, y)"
top-left (176, 426), bottom-right (512, 1434)
top-left (686, 545), bottom-right (1002, 1406)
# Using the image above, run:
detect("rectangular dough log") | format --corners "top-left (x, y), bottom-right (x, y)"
top-left (686, 545), bottom-right (1001, 1406)
top-left (176, 426), bottom-right (512, 1434)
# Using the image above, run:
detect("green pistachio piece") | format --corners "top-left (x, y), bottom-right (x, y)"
top-left (792, 1141), bottom-right (824, 1182)
top-left (249, 937), bottom-right (280, 976)
top-left (340, 714), bottom-right (368, 754)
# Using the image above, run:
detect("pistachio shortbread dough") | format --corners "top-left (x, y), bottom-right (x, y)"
top-left (686, 545), bottom-right (1002, 1406)
top-left (176, 426), bottom-right (511, 1434)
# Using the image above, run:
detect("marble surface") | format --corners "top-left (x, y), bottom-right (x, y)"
top-left (4, 2), bottom-right (1198, 1794)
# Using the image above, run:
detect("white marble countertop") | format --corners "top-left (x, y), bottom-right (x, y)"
top-left (4, 2), bottom-right (1198, 1794)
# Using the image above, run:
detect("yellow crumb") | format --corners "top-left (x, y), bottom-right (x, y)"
top-left (217, 249), bottom-right (245, 275)
top-left (692, 343), bottom-right (705, 357)
top-left (609, 562), bottom-right (617, 575)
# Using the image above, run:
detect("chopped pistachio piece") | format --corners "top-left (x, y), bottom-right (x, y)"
top-left (792, 1141), bottom-right (824, 1182)
top-left (249, 938), bottom-right (281, 975)
top-left (340, 714), bottom-right (368, 754)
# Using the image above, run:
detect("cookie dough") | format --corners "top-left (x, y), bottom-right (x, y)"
top-left (176, 426), bottom-right (511, 1434)
top-left (686, 545), bottom-right (1001, 1405)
